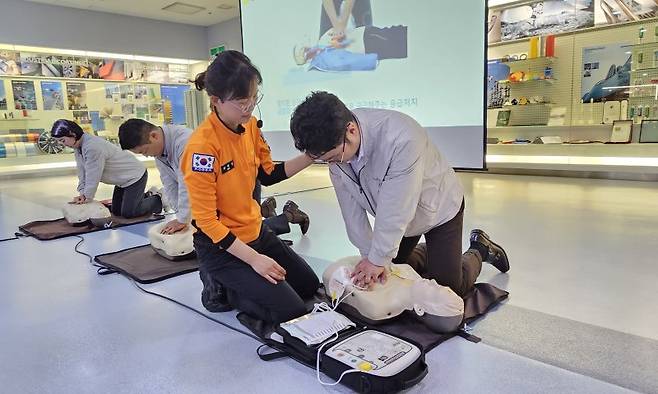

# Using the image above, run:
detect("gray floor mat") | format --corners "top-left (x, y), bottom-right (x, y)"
top-left (472, 304), bottom-right (658, 394)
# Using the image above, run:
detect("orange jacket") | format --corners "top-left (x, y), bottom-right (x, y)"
top-left (182, 114), bottom-right (277, 245)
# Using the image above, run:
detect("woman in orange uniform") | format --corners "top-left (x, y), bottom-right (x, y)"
top-left (182, 51), bottom-right (319, 324)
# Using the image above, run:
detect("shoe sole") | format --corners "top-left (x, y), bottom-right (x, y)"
top-left (472, 229), bottom-right (509, 273)
top-left (488, 238), bottom-right (510, 273)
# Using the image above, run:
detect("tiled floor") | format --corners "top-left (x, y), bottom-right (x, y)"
top-left (1, 166), bottom-right (656, 393)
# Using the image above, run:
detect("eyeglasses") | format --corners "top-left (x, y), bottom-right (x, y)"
top-left (308, 131), bottom-right (347, 163)
top-left (226, 91), bottom-right (264, 113)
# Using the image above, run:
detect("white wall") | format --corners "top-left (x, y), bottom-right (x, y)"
top-left (0, 0), bottom-right (209, 59)
top-left (207, 17), bottom-right (243, 53)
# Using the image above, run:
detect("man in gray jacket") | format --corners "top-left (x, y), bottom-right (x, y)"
top-left (290, 92), bottom-right (509, 296)
top-left (51, 119), bottom-right (162, 218)
top-left (119, 119), bottom-right (193, 235)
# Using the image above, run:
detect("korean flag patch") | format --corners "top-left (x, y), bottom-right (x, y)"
top-left (192, 153), bottom-right (215, 173)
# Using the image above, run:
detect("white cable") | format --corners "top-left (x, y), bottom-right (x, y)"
top-left (330, 280), bottom-right (367, 310)
top-left (316, 331), bottom-right (360, 386)
top-left (310, 276), bottom-right (373, 387)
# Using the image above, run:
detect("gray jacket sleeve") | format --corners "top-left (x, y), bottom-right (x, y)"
top-left (175, 167), bottom-right (191, 224)
top-left (82, 148), bottom-right (106, 200)
top-left (74, 150), bottom-right (86, 194)
top-left (330, 165), bottom-right (373, 258)
top-left (368, 139), bottom-right (425, 266)
top-left (156, 160), bottom-right (179, 210)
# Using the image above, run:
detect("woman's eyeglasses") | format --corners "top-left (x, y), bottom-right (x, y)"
top-left (226, 92), bottom-right (264, 113)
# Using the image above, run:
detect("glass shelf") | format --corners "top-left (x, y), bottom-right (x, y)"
top-left (496, 56), bottom-right (557, 65)
top-left (498, 78), bottom-right (556, 84)
top-left (631, 67), bottom-right (658, 73)
top-left (0, 118), bottom-right (40, 121)
top-left (630, 41), bottom-right (658, 49)
top-left (488, 125), bottom-right (608, 130)
top-left (489, 103), bottom-right (553, 109)
top-left (0, 74), bottom-right (190, 86)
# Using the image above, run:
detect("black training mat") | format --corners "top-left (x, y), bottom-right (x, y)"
top-left (19, 214), bottom-right (164, 241)
top-left (238, 283), bottom-right (508, 354)
top-left (94, 244), bottom-right (199, 284)
top-left (354, 283), bottom-right (509, 352)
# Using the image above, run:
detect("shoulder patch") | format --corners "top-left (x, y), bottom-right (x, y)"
top-left (192, 153), bottom-right (215, 173)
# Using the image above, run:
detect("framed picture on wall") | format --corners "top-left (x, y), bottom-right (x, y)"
top-left (11, 80), bottom-right (37, 110)
top-left (500, 1), bottom-right (594, 41)
top-left (0, 82), bottom-right (7, 110)
top-left (66, 82), bottom-right (87, 110)
top-left (610, 119), bottom-right (632, 143)
top-left (496, 109), bottom-right (511, 127)
top-left (41, 81), bottom-right (64, 111)
top-left (640, 119), bottom-right (658, 143)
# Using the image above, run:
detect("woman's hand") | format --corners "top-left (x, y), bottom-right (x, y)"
top-left (251, 254), bottom-right (287, 284)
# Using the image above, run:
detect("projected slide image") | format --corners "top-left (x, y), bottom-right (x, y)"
top-left (289, 0), bottom-right (407, 72)
top-left (242, 0), bottom-right (486, 169)
top-left (243, 0), bottom-right (485, 127)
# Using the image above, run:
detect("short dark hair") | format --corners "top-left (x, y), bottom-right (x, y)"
top-left (119, 118), bottom-right (156, 150)
top-left (290, 91), bottom-right (353, 156)
top-left (193, 50), bottom-right (262, 101)
top-left (51, 119), bottom-right (84, 140)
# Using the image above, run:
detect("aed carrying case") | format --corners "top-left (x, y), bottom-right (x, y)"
top-left (258, 325), bottom-right (428, 393)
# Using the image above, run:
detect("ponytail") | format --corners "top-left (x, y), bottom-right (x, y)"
top-left (193, 71), bottom-right (206, 91)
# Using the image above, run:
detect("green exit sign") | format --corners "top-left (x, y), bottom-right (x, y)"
top-left (210, 45), bottom-right (226, 59)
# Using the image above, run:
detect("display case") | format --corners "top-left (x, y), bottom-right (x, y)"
top-left (487, 1), bottom-right (658, 180)
top-left (0, 44), bottom-right (208, 179)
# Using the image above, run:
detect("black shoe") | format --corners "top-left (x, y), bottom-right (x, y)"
top-left (260, 197), bottom-right (277, 218)
top-left (470, 229), bottom-right (510, 273)
top-left (283, 200), bottom-right (310, 235)
top-left (200, 271), bottom-right (233, 312)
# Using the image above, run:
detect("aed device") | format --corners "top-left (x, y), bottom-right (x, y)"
top-left (324, 330), bottom-right (422, 377)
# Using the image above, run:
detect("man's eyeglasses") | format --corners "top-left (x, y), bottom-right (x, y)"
top-left (308, 131), bottom-right (347, 163)
top-left (226, 92), bottom-right (264, 113)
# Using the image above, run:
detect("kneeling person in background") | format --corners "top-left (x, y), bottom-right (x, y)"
top-left (119, 118), bottom-right (192, 235)
top-left (51, 119), bottom-right (162, 218)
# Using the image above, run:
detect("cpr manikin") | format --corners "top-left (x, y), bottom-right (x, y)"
top-left (62, 201), bottom-right (111, 225)
top-left (322, 257), bottom-right (464, 334)
top-left (147, 222), bottom-right (196, 261)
